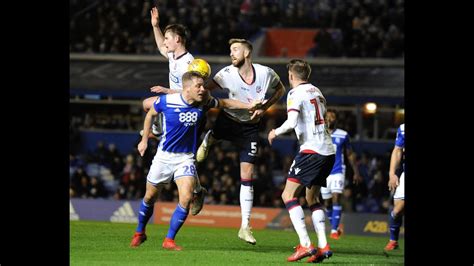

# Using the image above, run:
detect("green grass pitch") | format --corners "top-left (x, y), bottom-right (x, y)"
top-left (70, 220), bottom-right (404, 265)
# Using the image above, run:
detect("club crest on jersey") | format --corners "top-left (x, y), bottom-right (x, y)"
top-left (170, 73), bottom-right (179, 84)
top-left (256, 86), bottom-right (262, 93)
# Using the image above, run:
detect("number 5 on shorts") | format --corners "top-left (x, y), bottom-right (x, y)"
top-left (250, 142), bottom-right (257, 155)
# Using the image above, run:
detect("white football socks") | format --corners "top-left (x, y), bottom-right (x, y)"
top-left (288, 205), bottom-right (311, 248)
top-left (240, 184), bottom-right (253, 228)
top-left (311, 208), bottom-right (328, 248)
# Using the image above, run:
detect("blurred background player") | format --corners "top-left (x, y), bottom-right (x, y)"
top-left (130, 71), bottom-right (261, 250)
top-left (267, 59), bottom-right (334, 263)
top-left (196, 38), bottom-right (286, 245)
top-left (384, 123), bottom-right (405, 251)
top-left (321, 109), bottom-right (362, 240)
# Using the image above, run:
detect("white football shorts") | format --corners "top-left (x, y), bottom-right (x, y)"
top-left (147, 150), bottom-right (198, 186)
top-left (321, 173), bottom-right (345, 199)
top-left (393, 172), bottom-right (404, 200)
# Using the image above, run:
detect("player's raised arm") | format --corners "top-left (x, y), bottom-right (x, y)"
top-left (150, 7), bottom-right (168, 58)
top-left (138, 106), bottom-right (158, 156)
top-left (150, 85), bottom-right (180, 94)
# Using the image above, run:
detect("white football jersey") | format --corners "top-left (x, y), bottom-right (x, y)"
top-left (286, 83), bottom-right (335, 155)
top-left (167, 52), bottom-right (194, 92)
top-left (213, 63), bottom-right (280, 122)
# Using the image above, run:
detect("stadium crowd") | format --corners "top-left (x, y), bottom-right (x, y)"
top-left (70, 0), bottom-right (404, 58)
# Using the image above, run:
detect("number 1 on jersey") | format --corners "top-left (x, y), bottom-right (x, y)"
top-left (310, 98), bottom-right (324, 125)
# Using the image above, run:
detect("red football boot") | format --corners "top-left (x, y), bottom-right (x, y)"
top-left (130, 232), bottom-right (147, 247)
top-left (287, 244), bottom-right (317, 262)
top-left (384, 240), bottom-right (399, 251)
top-left (307, 244), bottom-right (333, 263)
top-left (162, 237), bottom-right (183, 251)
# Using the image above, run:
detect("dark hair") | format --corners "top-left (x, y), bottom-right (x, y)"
top-left (229, 38), bottom-right (253, 54)
top-left (182, 71), bottom-right (204, 86)
top-left (286, 59), bottom-right (311, 81)
top-left (164, 24), bottom-right (189, 45)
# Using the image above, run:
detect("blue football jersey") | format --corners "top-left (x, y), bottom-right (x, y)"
top-left (395, 124), bottom-right (405, 171)
top-left (395, 124), bottom-right (404, 148)
top-left (154, 93), bottom-right (218, 154)
top-left (330, 129), bottom-right (352, 175)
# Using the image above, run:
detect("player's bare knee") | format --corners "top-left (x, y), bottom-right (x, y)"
top-left (392, 203), bottom-right (404, 216)
top-left (306, 196), bottom-right (319, 206)
top-left (179, 193), bottom-right (193, 209)
top-left (324, 199), bottom-right (332, 207)
top-left (240, 170), bottom-right (253, 181)
top-left (332, 193), bottom-right (341, 204)
top-left (143, 194), bottom-right (157, 205)
top-left (240, 163), bottom-right (254, 180)
top-left (281, 191), bottom-right (294, 203)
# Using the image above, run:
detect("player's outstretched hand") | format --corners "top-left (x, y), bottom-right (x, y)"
top-left (138, 141), bottom-right (148, 157)
top-left (267, 129), bottom-right (276, 145)
top-left (249, 100), bottom-right (263, 111)
top-left (150, 7), bottom-right (160, 27)
top-left (150, 85), bottom-right (168, 94)
top-left (250, 109), bottom-right (264, 120)
top-left (388, 174), bottom-right (399, 191)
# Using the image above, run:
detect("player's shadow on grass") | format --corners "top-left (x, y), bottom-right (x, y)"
top-left (196, 243), bottom-right (307, 253)
top-left (337, 248), bottom-right (404, 258)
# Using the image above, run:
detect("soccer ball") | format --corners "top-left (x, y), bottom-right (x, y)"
top-left (188, 58), bottom-right (211, 79)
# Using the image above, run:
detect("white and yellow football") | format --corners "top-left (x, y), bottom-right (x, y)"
top-left (187, 58), bottom-right (211, 79)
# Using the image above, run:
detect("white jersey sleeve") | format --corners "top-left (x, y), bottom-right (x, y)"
top-left (168, 52), bottom-right (194, 92)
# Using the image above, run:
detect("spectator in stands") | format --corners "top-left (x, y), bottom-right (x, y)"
top-left (76, 176), bottom-right (91, 198)
top-left (91, 141), bottom-right (108, 165)
top-left (105, 143), bottom-right (122, 168)
top-left (70, 0), bottom-right (403, 58)
top-left (307, 28), bottom-right (335, 57)
top-left (89, 176), bottom-right (107, 198)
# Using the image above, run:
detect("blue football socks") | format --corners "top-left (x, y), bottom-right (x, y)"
top-left (389, 211), bottom-right (402, 241)
top-left (331, 204), bottom-right (342, 231)
top-left (136, 199), bottom-right (154, 233)
top-left (166, 204), bottom-right (189, 240)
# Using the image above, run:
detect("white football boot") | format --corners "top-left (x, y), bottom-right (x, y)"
top-left (238, 226), bottom-right (256, 245)
top-left (196, 130), bottom-right (213, 163)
